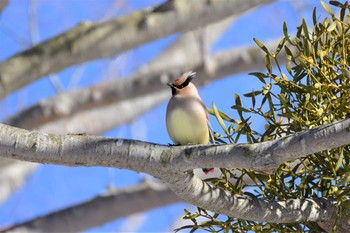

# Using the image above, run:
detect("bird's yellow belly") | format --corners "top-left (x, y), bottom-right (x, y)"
top-left (166, 109), bottom-right (209, 145)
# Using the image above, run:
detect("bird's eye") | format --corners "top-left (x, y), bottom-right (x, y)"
top-left (174, 74), bottom-right (194, 89)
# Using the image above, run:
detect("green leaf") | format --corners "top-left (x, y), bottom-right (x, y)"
top-left (321, 0), bottom-right (334, 15)
top-left (234, 93), bottom-right (242, 106)
top-left (243, 191), bottom-right (258, 199)
top-left (327, 21), bottom-right (337, 32)
top-left (262, 124), bottom-right (276, 138)
top-left (312, 7), bottom-right (317, 25)
top-left (284, 45), bottom-right (294, 59)
top-left (304, 93), bottom-right (310, 104)
top-left (232, 94), bottom-right (250, 121)
top-left (212, 102), bottom-right (232, 139)
top-left (303, 43), bottom-right (310, 58)
top-left (335, 148), bottom-right (344, 171)
top-left (278, 93), bottom-right (288, 107)
top-left (286, 61), bottom-right (292, 75)
top-left (296, 25), bottom-right (302, 39)
top-left (260, 95), bottom-right (267, 109)
top-left (341, 68), bottom-right (350, 79)
top-left (302, 19), bottom-right (309, 39)
top-left (283, 21), bottom-right (293, 44)
top-left (340, 5), bottom-right (346, 20)
top-left (275, 38), bottom-right (286, 55)
top-left (231, 105), bottom-right (251, 113)
top-left (329, 1), bottom-right (343, 7)
top-left (252, 91), bottom-right (256, 108)
top-left (243, 90), bottom-right (262, 98)
top-left (265, 55), bottom-right (272, 74)
top-left (336, 21), bottom-right (343, 35)
top-left (174, 225), bottom-right (196, 232)
top-left (207, 108), bottom-right (234, 122)
top-left (244, 91), bottom-right (262, 109)
top-left (249, 72), bottom-right (267, 84)
top-left (253, 38), bottom-right (271, 56)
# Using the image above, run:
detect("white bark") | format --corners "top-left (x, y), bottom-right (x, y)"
top-left (4, 38), bottom-right (285, 130)
top-left (38, 91), bottom-right (169, 135)
top-left (3, 180), bottom-right (180, 233)
top-left (1, 117), bottom-right (350, 223)
top-left (164, 171), bottom-right (335, 223)
top-left (2, 117), bottom-right (349, 179)
top-left (0, 0), bottom-right (273, 99)
top-left (0, 158), bottom-right (37, 203)
top-left (0, 12), bottom-right (238, 206)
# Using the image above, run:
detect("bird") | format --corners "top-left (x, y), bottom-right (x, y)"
top-left (166, 71), bottom-right (214, 174)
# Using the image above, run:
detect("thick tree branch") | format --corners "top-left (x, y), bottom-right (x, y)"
top-left (317, 211), bottom-right (350, 233)
top-left (163, 171), bottom-right (335, 223)
top-left (0, 0), bottom-right (273, 99)
top-left (0, 15), bottom-right (236, 202)
top-left (2, 180), bottom-right (180, 233)
top-left (1, 116), bottom-right (350, 177)
top-left (1, 117), bottom-right (350, 224)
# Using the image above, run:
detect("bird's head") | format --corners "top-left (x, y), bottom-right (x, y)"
top-left (167, 71), bottom-right (198, 96)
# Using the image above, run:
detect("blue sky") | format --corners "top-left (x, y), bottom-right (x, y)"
top-left (0, 0), bottom-right (333, 232)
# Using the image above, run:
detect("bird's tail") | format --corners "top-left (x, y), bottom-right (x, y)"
top-left (202, 168), bottom-right (214, 174)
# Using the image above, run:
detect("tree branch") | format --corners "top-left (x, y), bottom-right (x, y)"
top-left (0, 15), bottom-right (236, 203)
top-left (137, 14), bottom-right (237, 75)
top-left (2, 180), bottom-right (180, 233)
top-left (4, 38), bottom-right (284, 130)
top-left (0, 158), bottom-right (37, 203)
top-left (1, 117), bottom-right (350, 224)
top-left (163, 171), bottom-right (335, 223)
top-left (0, 0), bottom-right (273, 99)
top-left (1, 116), bottom-right (350, 177)
top-left (37, 91), bottom-right (168, 134)
top-left (0, 0), bottom-right (8, 12)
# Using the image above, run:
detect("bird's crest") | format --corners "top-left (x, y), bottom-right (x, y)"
top-left (173, 71), bottom-right (196, 89)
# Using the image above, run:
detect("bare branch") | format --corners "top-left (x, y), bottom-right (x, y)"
top-left (1, 116), bottom-right (350, 179)
top-left (0, 91), bottom-right (167, 220)
top-left (0, 158), bottom-right (37, 203)
top-left (38, 91), bottom-right (169, 134)
top-left (3, 180), bottom-right (180, 233)
top-left (0, 0), bottom-right (274, 99)
top-left (0, 0), bottom-right (8, 12)
top-left (163, 171), bottom-right (335, 223)
top-left (137, 15), bottom-right (237, 74)
top-left (1, 117), bottom-right (350, 224)
top-left (4, 38), bottom-right (285, 130)
top-left (0, 15), bottom-right (237, 204)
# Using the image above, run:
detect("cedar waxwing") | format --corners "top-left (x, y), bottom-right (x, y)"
top-left (166, 71), bottom-right (214, 174)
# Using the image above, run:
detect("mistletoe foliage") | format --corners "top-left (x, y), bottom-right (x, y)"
top-left (177, 1), bottom-right (350, 232)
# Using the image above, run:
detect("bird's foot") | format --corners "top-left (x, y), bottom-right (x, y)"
top-left (168, 143), bottom-right (180, 146)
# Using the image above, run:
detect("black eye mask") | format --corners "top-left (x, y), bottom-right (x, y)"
top-left (173, 74), bottom-right (194, 89)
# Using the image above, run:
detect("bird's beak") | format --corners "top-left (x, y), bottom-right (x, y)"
top-left (167, 82), bottom-right (177, 95)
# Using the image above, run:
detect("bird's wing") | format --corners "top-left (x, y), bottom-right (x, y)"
top-left (207, 121), bottom-right (216, 144)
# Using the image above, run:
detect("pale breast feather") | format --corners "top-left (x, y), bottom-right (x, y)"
top-left (167, 108), bottom-right (209, 145)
